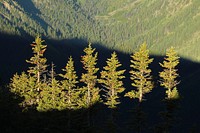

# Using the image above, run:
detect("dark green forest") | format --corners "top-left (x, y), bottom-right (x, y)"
top-left (1, 0), bottom-right (200, 133)
top-left (1, 0), bottom-right (200, 60)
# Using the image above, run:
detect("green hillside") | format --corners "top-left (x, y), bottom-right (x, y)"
top-left (1, 0), bottom-right (200, 61)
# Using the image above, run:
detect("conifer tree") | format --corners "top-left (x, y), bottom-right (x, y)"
top-left (59, 56), bottom-right (80, 130)
top-left (26, 35), bottom-right (47, 92)
top-left (125, 43), bottom-right (154, 102)
top-left (37, 78), bottom-right (61, 111)
top-left (59, 56), bottom-right (80, 110)
top-left (10, 35), bottom-right (48, 109)
top-left (80, 43), bottom-right (100, 108)
top-left (98, 52), bottom-right (125, 108)
top-left (159, 47), bottom-right (180, 99)
top-left (10, 72), bottom-right (37, 107)
top-left (37, 63), bottom-right (62, 111)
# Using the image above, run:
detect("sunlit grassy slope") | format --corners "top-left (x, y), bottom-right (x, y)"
top-left (92, 0), bottom-right (200, 61)
top-left (1, 0), bottom-right (200, 61)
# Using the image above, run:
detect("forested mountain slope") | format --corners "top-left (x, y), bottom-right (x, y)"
top-left (1, 0), bottom-right (200, 61)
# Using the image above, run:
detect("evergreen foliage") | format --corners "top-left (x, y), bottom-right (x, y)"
top-left (4, 33), bottom-right (190, 132)
top-left (80, 43), bottom-right (100, 108)
top-left (8, 35), bottom-right (181, 116)
top-left (59, 56), bottom-right (80, 110)
top-left (159, 47), bottom-right (180, 99)
top-left (23, 35), bottom-right (48, 109)
top-left (10, 72), bottom-right (37, 108)
top-left (98, 52), bottom-right (125, 108)
top-left (125, 43), bottom-right (154, 102)
top-left (10, 35), bottom-right (48, 109)
top-left (26, 35), bottom-right (47, 91)
top-left (37, 63), bottom-right (62, 111)
top-left (37, 78), bottom-right (61, 111)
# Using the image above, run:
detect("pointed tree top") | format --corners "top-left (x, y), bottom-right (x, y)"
top-left (35, 34), bottom-right (44, 44)
top-left (112, 51), bottom-right (117, 57)
top-left (83, 43), bottom-right (95, 54)
top-left (166, 47), bottom-right (179, 59)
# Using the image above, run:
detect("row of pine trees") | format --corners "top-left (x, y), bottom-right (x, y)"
top-left (9, 35), bottom-right (180, 112)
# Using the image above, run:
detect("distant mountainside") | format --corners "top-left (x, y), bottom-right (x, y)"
top-left (1, 0), bottom-right (200, 61)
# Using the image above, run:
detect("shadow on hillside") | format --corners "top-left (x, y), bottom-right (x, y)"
top-left (15, 0), bottom-right (49, 31)
top-left (0, 33), bottom-right (200, 133)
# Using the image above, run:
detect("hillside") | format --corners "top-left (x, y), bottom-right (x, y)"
top-left (0, 0), bottom-right (200, 62)
top-left (92, 0), bottom-right (200, 61)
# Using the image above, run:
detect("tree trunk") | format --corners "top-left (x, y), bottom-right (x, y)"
top-left (139, 88), bottom-right (142, 103)
top-left (37, 60), bottom-right (40, 92)
top-left (87, 84), bottom-right (91, 107)
top-left (111, 87), bottom-right (114, 107)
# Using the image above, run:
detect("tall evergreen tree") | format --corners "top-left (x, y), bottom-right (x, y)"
top-left (98, 52), bottom-right (125, 108)
top-left (59, 56), bottom-right (81, 131)
top-left (10, 35), bottom-right (49, 109)
top-left (80, 43), bottom-right (100, 108)
top-left (26, 35), bottom-right (47, 92)
top-left (159, 47), bottom-right (180, 99)
top-left (125, 43), bottom-right (154, 102)
top-left (59, 56), bottom-right (80, 110)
